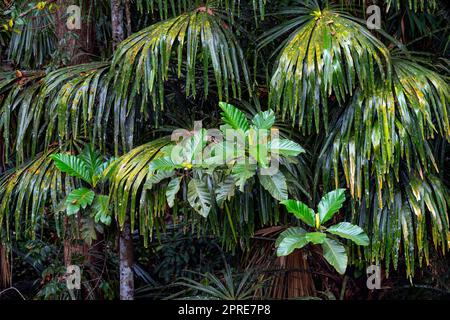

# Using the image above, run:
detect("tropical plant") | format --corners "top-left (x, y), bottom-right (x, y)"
top-left (141, 101), bottom-right (304, 217)
top-left (171, 263), bottom-right (267, 300)
top-left (51, 144), bottom-right (113, 244)
top-left (276, 189), bottom-right (369, 274)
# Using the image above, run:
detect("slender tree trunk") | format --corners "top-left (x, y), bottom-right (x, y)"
top-left (124, 0), bottom-right (132, 37)
top-left (110, 0), bottom-right (135, 300)
top-left (111, 0), bottom-right (125, 50)
top-left (119, 216), bottom-right (134, 300)
top-left (0, 243), bottom-right (11, 289)
top-left (55, 0), bottom-right (94, 65)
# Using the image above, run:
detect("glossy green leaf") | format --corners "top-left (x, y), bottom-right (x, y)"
top-left (187, 178), bottom-right (212, 218)
top-left (92, 195), bottom-right (112, 225)
top-left (280, 199), bottom-right (315, 227)
top-left (305, 232), bottom-right (326, 244)
top-left (322, 237), bottom-right (348, 275)
top-left (51, 153), bottom-right (93, 185)
top-left (327, 222), bottom-right (369, 246)
top-left (277, 234), bottom-right (309, 256)
top-left (258, 171), bottom-right (288, 201)
top-left (252, 110), bottom-right (275, 130)
top-left (269, 138), bottom-right (305, 157)
top-left (318, 189), bottom-right (346, 224)
top-left (275, 227), bottom-right (307, 248)
top-left (65, 187), bottom-right (95, 215)
top-left (166, 177), bottom-right (182, 208)
top-left (219, 102), bottom-right (250, 132)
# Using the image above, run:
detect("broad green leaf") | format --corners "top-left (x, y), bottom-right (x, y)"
top-left (318, 189), bottom-right (346, 224)
top-left (166, 177), bottom-right (182, 208)
top-left (305, 232), bottom-right (326, 244)
top-left (219, 102), bottom-right (250, 131)
top-left (66, 203), bottom-right (80, 216)
top-left (322, 238), bottom-right (348, 275)
top-left (327, 222), bottom-right (369, 246)
top-left (174, 128), bottom-right (208, 164)
top-left (93, 157), bottom-right (117, 186)
top-left (149, 157), bottom-right (178, 172)
top-left (81, 217), bottom-right (97, 246)
top-left (65, 187), bottom-right (95, 216)
top-left (51, 153), bottom-right (92, 185)
top-left (249, 143), bottom-right (269, 168)
top-left (280, 199), bottom-right (315, 227)
top-left (231, 164), bottom-right (256, 192)
top-left (258, 171), bottom-right (288, 201)
top-left (275, 227), bottom-right (307, 248)
top-left (277, 234), bottom-right (309, 256)
top-left (252, 110), bottom-right (275, 129)
top-left (269, 138), bottom-right (305, 157)
top-left (79, 144), bottom-right (103, 181)
top-left (92, 195), bottom-right (111, 225)
top-left (187, 178), bottom-right (212, 218)
top-left (144, 170), bottom-right (175, 190)
top-left (216, 176), bottom-right (236, 207)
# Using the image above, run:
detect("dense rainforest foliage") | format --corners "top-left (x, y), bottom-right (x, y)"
top-left (0, 0), bottom-right (449, 300)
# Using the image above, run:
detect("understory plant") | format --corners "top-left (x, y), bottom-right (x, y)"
top-left (51, 145), bottom-right (114, 244)
top-left (276, 189), bottom-right (369, 274)
top-left (143, 102), bottom-right (305, 218)
top-left (171, 264), bottom-right (266, 300)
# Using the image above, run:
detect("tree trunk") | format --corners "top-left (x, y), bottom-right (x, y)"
top-left (110, 0), bottom-right (135, 300)
top-left (55, 0), bottom-right (94, 65)
top-left (119, 216), bottom-right (134, 300)
top-left (111, 0), bottom-right (125, 50)
top-left (124, 0), bottom-right (132, 37)
top-left (0, 243), bottom-right (11, 289)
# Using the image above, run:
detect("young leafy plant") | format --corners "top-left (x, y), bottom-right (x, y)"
top-left (276, 189), bottom-right (369, 275)
top-left (51, 145), bottom-right (114, 244)
top-left (145, 102), bottom-right (305, 218)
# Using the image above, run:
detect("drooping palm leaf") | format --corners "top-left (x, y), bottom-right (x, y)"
top-left (7, 6), bottom-right (56, 68)
top-left (37, 62), bottom-right (115, 150)
top-left (261, 3), bottom-right (390, 133)
top-left (136, 0), bottom-right (266, 21)
top-left (384, 0), bottom-right (438, 12)
top-left (319, 55), bottom-right (449, 203)
top-left (0, 63), bottom-right (118, 165)
top-left (110, 6), bottom-right (253, 116)
top-left (337, 0), bottom-right (439, 13)
top-left (0, 147), bottom-right (75, 241)
top-left (0, 70), bottom-right (44, 164)
top-left (318, 55), bottom-right (450, 278)
top-left (104, 137), bottom-right (171, 241)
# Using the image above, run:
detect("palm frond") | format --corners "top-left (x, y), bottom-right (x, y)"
top-left (110, 7), bottom-right (253, 115)
top-left (262, 4), bottom-right (391, 133)
top-left (0, 70), bottom-right (44, 165)
top-left (384, 0), bottom-right (439, 12)
top-left (318, 56), bottom-right (450, 278)
top-left (0, 147), bottom-right (75, 241)
top-left (7, 7), bottom-right (56, 68)
top-left (360, 172), bottom-right (449, 280)
top-left (136, 0), bottom-right (266, 21)
top-left (104, 137), bottom-right (171, 245)
top-left (337, 0), bottom-right (439, 12)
